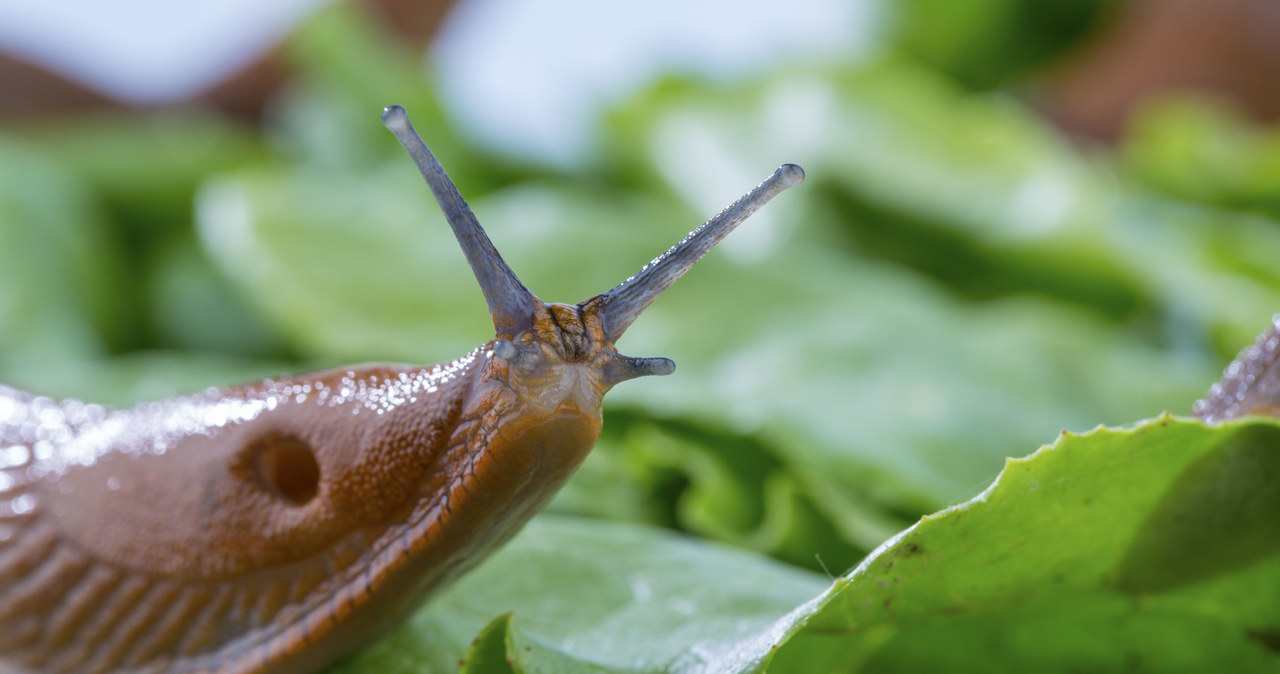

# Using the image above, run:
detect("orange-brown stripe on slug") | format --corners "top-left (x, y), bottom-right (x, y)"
top-left (0, 104), bottom-right (804, 673)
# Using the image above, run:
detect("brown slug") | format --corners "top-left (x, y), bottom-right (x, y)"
top-left (0, 104), bottom-right (805, 673)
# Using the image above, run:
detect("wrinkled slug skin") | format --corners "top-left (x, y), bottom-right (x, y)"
top-left (0, 352), bottom-right (601, 673)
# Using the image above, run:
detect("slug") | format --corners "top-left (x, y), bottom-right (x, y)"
top-left (0, 104), bottom-right (805, 673)
top-left (1194, 315), bottom-right (1280, 422)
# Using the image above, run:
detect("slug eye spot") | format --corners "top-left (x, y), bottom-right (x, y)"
top-left (247, 434), bottom-right (320, 506)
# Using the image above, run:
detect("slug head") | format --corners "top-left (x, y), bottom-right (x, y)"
top-left (481, 300), bottom-right (672, 416)
top-left (382, 104), bottom-right (803, 414)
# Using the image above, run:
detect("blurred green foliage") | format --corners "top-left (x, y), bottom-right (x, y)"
top-left (1123, 97), bottom-right (1280, 216)
top-left (886, 0), bottom-right (1108, 89)
top-left (4, 2), bottom-right (1280, 671)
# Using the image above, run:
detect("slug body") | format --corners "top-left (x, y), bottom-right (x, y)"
top-left (0, 106), bottom-right (804, 673)
top-left (1195, 314), bottom-right (1280, 422)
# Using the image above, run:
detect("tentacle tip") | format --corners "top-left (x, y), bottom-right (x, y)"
top-left (648, 358), bottom-right (676, 376)
top-left (381, 104), bottom-right (409, 132)
top-left (777, 163), bottom-right (805, 187)
top-left (629, 356), bottom-right (676, 378)
top-left (607, 356), bottom-right (676, 386)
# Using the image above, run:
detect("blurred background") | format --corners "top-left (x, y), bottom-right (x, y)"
top-left (4, 0), bottom-right (1280, 577)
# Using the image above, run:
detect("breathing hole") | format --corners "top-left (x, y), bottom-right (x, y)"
top-left (250, 434), bottom-right (320, 506)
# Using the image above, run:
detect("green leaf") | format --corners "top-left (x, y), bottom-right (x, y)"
top-left (767, 416), bottom-right (1280, 672)
top-left (332, 515), bottom-right (828, 674)
top-left (887, 0), bottom-right (1105, 89)
top-left (1122, 96), bottom-right (1280, 216)
top-left (459, 614), bottom-right (517, 674)
top-left (0, 134), bottom-right (122, 367)
top-left (552, 412), bottom-right (902, 572)
top-left (146, 237), bottom-right (289, 358)
top-left (15, 111), bottom-right (263, 240)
